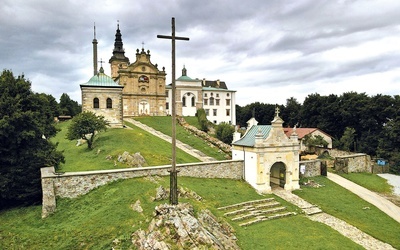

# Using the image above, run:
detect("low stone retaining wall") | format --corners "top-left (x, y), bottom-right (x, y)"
top-left (41, 160), bottom-right (243, 218)
top-left (334, 154), bottom-right (371, 173)
top-left (300, 160), bottom-right (320, 177)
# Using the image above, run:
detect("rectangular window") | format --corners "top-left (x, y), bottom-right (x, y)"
top-left (205, 109), bottom-right (209, 116)
top-left (166, 91), bottom-right (169, 97)
top-left (226, 109), bottom-right (230, 116)
top-left (216, 99), bottom-right (220, 106)
top-left (204, 99), bottom-right (208, 105)
top-left (213, 109), bottom-right (217, 116)
top-left (166, 102), bottom-right (169, 110)
top-left (226, 99), bottom-right (230, 106)
top-left (216, 93), bottom-right (219, 98)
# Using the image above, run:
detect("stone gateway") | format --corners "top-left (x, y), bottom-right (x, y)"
top-left (232, 108), bottom-right (300, 193)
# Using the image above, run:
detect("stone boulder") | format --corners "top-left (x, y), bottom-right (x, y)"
top-left (118, 151), bottom-right (147, 167)
top-left (131, 203), bottom-right (239, 249)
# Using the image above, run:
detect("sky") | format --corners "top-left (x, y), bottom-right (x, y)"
top-left (1, 0), bottom-right (400, 106)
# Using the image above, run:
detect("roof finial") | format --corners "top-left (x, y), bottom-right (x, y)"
top-left (275, 106), bottom-right (280, 117)
top-left (117, 20), bottom-right (119, 29)
top-left (142, 41), bottom-right (145, 49)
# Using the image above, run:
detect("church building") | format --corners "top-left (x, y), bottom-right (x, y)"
top-left (81, 24), bottom-right (236, 126)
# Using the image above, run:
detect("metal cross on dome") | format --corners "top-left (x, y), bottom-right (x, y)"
top-left (157, 17), bottom-right (190, 205)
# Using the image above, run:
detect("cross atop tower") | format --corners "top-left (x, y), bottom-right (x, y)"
top-left (98, 58), bottom-right (105, 68)
top-left (275, 106), bottom-right (280, 117)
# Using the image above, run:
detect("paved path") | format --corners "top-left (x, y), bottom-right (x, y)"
top-left (378, 173), bottom-right (400, 195)
top-left (327, 172), bottom-right (400, 224)
top-left (125, 118), bottom-right (215, 162)
top-left (273, 189), bottom-right (395, 250)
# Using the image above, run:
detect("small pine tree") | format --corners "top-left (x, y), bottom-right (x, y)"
top-left (196, 108), bottom-right (209, 132)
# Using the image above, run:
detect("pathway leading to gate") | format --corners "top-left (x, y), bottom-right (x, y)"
top-left (273, 189), bottom-right (395, 250)
top-left (327, 172), bottom-right (400, 224)
top-left (125, 118), bottom-right (215, 162)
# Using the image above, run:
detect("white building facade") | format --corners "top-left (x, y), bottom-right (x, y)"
top-left (166, 67), bottom-right (236, 125)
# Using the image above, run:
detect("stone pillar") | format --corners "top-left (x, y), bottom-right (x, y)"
top-left (41, 167), bottom-right (56, 218)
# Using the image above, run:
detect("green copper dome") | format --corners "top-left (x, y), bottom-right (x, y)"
top-left (81, 67), bottom-right (122, 87)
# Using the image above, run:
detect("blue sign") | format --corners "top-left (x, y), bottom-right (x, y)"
top-left (377, 159), bottom-right (386, 166)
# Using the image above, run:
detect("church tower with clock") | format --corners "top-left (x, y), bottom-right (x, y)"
top-left (109, 24), bottom-right (167, 117)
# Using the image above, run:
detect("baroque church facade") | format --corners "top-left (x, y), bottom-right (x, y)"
top-left (81, 25), bottom-right (236, 127)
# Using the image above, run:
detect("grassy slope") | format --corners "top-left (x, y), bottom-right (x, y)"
top-left (135, 116), bottom-right (228, 160)
top-left (53, 120), bottom-right (200, 172)
top-left (337, 172), bottom-right (393, 194)
top-left (294, 176), bottom-right (400, 248)
top-left (0, 177), bottom-right (363, 250)
top-left (1, 118), bottom-right (398, 249)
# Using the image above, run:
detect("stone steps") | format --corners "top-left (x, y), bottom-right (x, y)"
top-left (239, 212), bottom-right (296, 227)
top-left (217, 198), bottom-right (296, 227)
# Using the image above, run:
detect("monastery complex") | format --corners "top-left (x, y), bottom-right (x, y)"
top-left (80, 24), bottom-right (236, 127)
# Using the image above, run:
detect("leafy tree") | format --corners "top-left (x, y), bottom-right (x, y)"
top-left (377, 117), bottom-right (400, 174)
top-left (0, 70), bottom-right (64, 208)
top-left (281, 97), bottom-right (301, 127)
top-left (215, 122), bottom-right (235, 144)
top-left (66, 111), bottom-right (109, 149)
top-left (195, 108), bottom-right (209, 132)
top-left (303, 134), bottom-right (329, 152)
top-left (59, 93), bottom-right (81, 117)
top-left (339, 127), bottom-right (356, 151)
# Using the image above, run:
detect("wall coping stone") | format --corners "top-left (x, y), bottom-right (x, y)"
top-left (42, 159), bottom-right (243, 178)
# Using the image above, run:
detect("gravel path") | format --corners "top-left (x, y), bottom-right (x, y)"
top-left (378, 173), bottom-right (400, 195)
top-left (125, 118), bottom-right (215, 162)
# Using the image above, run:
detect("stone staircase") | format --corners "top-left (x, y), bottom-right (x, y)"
top-left (217, 198), bottom-right (296, 227)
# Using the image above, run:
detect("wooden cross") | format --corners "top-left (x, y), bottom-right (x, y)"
top-left (157, 17), bottom-right (189, 205)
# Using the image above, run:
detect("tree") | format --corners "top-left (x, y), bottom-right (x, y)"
top-left (339, 127), bottom-right (356, 151)
top-left (215, 122), bottom-right (235, 144)
top-left (66, 111), bottom-right (109, 149)
top-left (303, 134), bottom-right (329, 153)
top-left (59, 93), bottom-right (81, 117)
top-left (195, 108), bottom-right (209, 132)
top-left (0, 70), bottom-right (64, 208)
top-left (377, 117), bottom-right (400, 174)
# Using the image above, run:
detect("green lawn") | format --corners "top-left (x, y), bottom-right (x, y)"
top-left (52, 120), bottom-right (200, 172)
top-left (294, 176), bottom-right (400, 248)
top-left (135, 116), bottom-right (228, 160)
top-left (0, 177), bottom-right (363, 250)
top-left (337, 172), bottom-right (393, 194)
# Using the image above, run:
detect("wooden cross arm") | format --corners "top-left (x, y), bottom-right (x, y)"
top-left (157, 35), bottom-right (190, 41)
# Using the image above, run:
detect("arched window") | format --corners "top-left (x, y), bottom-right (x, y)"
top-left (182, 96), bottom-right (186, 107)
top-left (93, 98), bottom-right (99, 108)
top-left (106, 98), bottom-right (112, 109)
top-left (209, 97), bottom-right (214, 106)
top-left (191, 96), bottom-right (195, 107)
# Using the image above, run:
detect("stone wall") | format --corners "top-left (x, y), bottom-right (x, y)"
top-left (299, 160), bottom-right (323, 178)
top-left (41, 160), bottom-right (243, 217)
top-left (334, 154), bottom-right (371, 173)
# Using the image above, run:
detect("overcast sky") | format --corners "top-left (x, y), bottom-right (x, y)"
top-left (1, 0), bottom-right (400, 106)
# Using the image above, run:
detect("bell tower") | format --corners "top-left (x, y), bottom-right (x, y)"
top-left (109, 21), bottom-right (130, 79)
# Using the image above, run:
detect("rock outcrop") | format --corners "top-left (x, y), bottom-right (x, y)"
top-left (131, 203), bottom-right (240, 249)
